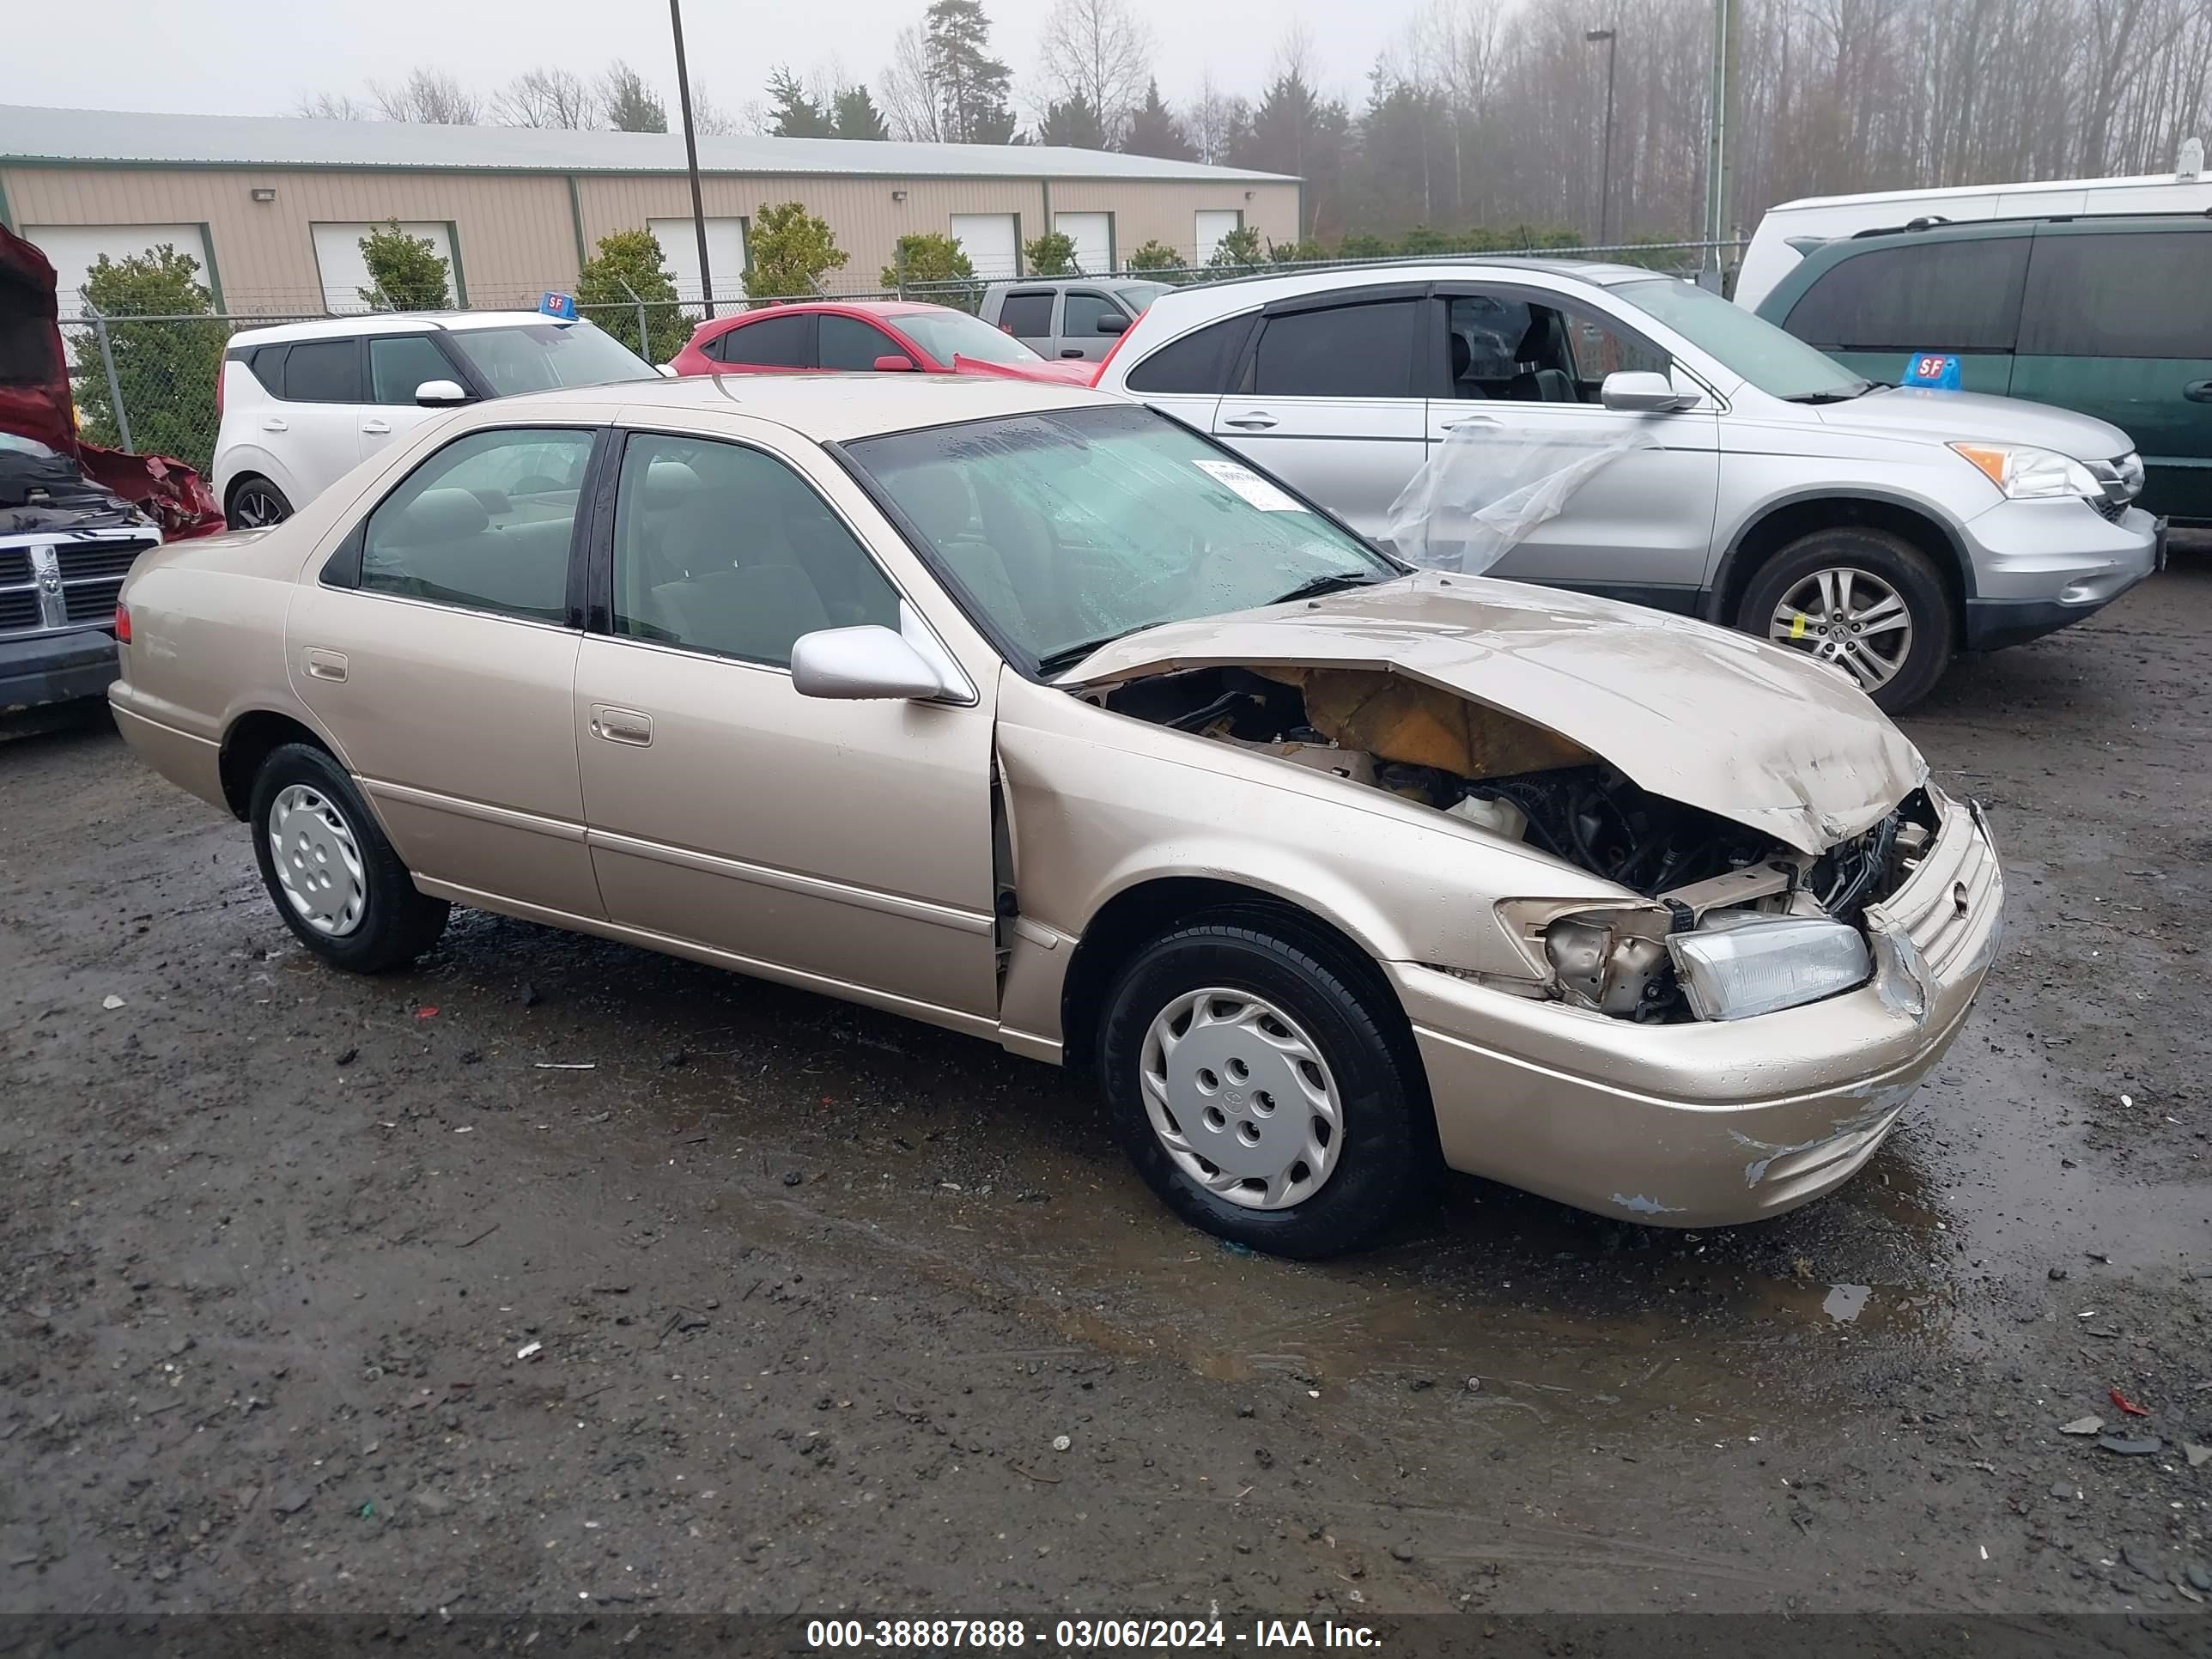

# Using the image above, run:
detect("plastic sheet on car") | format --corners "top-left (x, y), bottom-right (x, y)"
top-left (1383, 418), bottom-right (1660, 575)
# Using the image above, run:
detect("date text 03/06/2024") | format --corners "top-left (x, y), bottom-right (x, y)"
top-left (804, 1618), bottom-right (1383, 1650)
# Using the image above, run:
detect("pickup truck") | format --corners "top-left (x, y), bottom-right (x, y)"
top-left (979, 278), bottom-right (1173, 366)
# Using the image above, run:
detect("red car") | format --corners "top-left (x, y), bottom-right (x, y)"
top-left (667, 300), bottom-right (1095, 386)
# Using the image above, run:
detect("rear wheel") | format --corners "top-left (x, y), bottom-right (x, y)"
top-left (1098, 921), bottom-right (1434, 1258)
top-left (1737, 526), bottom-right (1954, 713)
top-left (248, 743), bottom-right (449, 973)
top-left (228, 476), bottom-right (292, 530)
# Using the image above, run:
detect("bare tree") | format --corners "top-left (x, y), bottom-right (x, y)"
top-left (492, 67), bottom-right (599, 129)
top-left (293, 91), bottom-right (367, 119)
top-left (1036, 0), bottom-right (1155, 137)
top-left (1184, 70), bottom-right (1246, 164)
top-left (689, 86), bottom-right (744, 137)
top-left (369, 66), bottom-right (483, 125)
top-left (879, 23), bottom-right (947, 142)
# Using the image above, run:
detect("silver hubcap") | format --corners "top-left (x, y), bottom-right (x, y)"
top-left (1768, 566), bottom-right (1914, 692)
top-left (1139, 988), bottom-right (1344, 1210)
top-left (234, 489), bottom-right (285, 528)
top-left (268, 784), bottom-right (367, 937)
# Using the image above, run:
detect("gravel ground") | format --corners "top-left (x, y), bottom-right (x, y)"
top-left (2, 554), bottom-right (2207, 1625)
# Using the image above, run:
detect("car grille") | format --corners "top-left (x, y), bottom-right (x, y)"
top-left (1881, 793), bottom-right (2001, 981)
top-left (2092, 494), bottom-right (2128, 523)
top-left (0, 532), bottom-right (159, 641)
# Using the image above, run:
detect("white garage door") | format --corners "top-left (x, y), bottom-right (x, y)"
top-left (648, 216), bottom-right (747, 306)
top-left (313, 222), bottom-right (456, 314)
top-left (1054, 212), bottom-right (1112, 276)
top-left (1194, 210), bottom-right (1243, 265)
top-left (27, 223), bottom-right (214, 319)
top-left (951, 213), bottom-right (1020, 280)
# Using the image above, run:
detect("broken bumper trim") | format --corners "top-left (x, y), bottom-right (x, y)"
top-left (1391, 796), bottom-right (2003, 1228)
top-left (1, 628), bottom-right (117, 715)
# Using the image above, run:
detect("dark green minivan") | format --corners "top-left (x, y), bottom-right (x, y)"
top-left (1757, 215), bottom-right (2211, 523)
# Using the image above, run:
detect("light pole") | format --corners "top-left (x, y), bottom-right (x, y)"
top-left (669, 0), bottom-right (715, 319)
top-left (1584, 27), bottom-right (1618, 249)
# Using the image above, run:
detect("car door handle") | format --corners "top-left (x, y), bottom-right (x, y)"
top-left (1059, 348), bottom-right (1085, 358)
top-left (1437, 416), bottom-right (1500, 432)
top-left (1222, 411), bottom-right (1279, 429)
top-left (2185, 380), bottom-right (2212, 404)
top-left (361, 417), bottom-right (391, 434)
top-left (589, 705), bottom-right (653, 746)
top-left (260, 417), bottom-right (287, 433)
top-left (302, 647), bottom-right (347, 684)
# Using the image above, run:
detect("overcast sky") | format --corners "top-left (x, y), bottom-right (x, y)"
top-left (37, 0), bottom-right (1415, 122)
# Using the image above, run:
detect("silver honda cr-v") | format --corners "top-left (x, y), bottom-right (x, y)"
top-left (1095, 259), bottom-right (2164, 710)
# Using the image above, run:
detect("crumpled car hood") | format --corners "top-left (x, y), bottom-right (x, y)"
top-left (1060, 572), bottom-right (1928, 855)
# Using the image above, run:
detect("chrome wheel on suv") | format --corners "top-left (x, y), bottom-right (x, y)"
top-left (1765, 565), bottom-right (1914, 694)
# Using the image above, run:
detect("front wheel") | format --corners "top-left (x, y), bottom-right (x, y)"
top-left (1737, 527), bottom-right (1954, 713)
top-left (248, 742), bottom-right (450, 973)
top-left (1097, 921), bottom-right (1434, 1258)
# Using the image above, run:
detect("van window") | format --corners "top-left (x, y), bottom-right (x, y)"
top-left (1783, 238), bottom-right (2028, 353)
top-left (2018, 231), bottom-right (2212, 359)
top-left (368, 334), bottom-right (456, 404)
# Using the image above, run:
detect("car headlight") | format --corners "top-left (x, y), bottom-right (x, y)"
top-left (1666, 912), bottom-right (1871, 1022)
top-left (1949, 441), bottom-right (2102, 501)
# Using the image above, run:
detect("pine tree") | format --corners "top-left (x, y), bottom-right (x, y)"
top-left (766, 67), bottom-right (835, 137)
top-left (1119, 80), bottom-right (1193, 161)
top-left (833, 86), bottom-right (890, 140)
top-left (924, 0), bottom-right (1017, 144)
top-left (1036, 94), bottom-right (1107, 149)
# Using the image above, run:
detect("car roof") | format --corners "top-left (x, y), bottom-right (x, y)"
top-left (1136, 257), bottom-right (1672, 318)
top-left (1837, 208), bottom-right (2212, 243)
top-left (227, 311), bottom-right (579, 345)
top-left (710, 300), bottom-right (954, 325)
top-left (495, 370), bottom-right (1120, 442)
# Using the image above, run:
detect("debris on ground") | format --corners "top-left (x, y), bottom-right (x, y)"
top-left (2095, 1433), bottom-right (2161, 1456)
top-left (2108, 1387), bottom-right (2150, 1416)
top-left (2057, 1417), bottom-right (2103, 1435)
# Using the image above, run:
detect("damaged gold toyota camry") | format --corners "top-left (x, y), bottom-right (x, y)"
top-left (109, 377), bottom-right (2002, 1257)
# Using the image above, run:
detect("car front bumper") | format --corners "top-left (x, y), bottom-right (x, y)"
top-left (1391, 791), bottom-right (2003, 1228)
top-left (1, 628), bottom-right (118, 715)
top-left (1960, 501), bottom-right (2160, 651)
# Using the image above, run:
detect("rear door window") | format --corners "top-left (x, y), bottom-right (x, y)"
top-left (356, 427), bottom-right (596, 623)
top-left (283, 337), bottom-right (362, 402)
top-left (996, 291), bottom-right (1055, 339)
top-left (1124, 314), bottom-right (1256, 395)
top-left (246, 345), bottom-right (288, 395)
top-left (1782, 238), bottom-right (2028, 353)
top-left (714, 313), bottom-right (813, 368)
top-left (2018, 230), bottom-right (2212, 359)
top-left (1250, 300), bottom-right (1420, 398)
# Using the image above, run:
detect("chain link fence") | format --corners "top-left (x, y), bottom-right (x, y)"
top-left (64, 237), bottom-right (1744, 477)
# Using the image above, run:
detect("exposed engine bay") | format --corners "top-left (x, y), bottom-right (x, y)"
top-left (1096, 665), bottom-right (1942, 1024)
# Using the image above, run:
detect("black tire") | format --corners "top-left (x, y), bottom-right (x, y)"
top-left (1097, 920), bottom-right (1435, 1259)
top-left (248, 742), bottom-right (450, 973)
top-left (1736, 526), bottom-right (1954, 714)
top-left (227, 476), bottom-right (292, 531)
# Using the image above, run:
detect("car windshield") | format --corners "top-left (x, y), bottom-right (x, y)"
top-left (895, 309), bottom-right (1044, 367)
top-left (1611, 277), bottom-right (1871, 402)
top-left (844, 403), bottom-right (1397, 673)
top-left (1113, 282), bottom-right (1171, 312)
top-left (445, 320), bottom-right (655, 396)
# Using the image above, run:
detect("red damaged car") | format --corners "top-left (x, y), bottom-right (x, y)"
top-left (2, 224), bottom-right (222, 714)
top-left (667, 299), bottom-right (1095, 386)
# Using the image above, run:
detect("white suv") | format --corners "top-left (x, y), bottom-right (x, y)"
top-left (214, 312), bottom-right (655, 528)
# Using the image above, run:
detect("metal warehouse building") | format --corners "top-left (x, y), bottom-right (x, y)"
top-left (0, 105), bottom-right (1299, 317)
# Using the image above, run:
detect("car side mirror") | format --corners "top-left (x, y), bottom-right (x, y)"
top-left (1600, 370), bottom-right (1697, 413)
top-left (790, 625), bottom-right (951, 701)
top-left (872, 354), bottom-right (917, 373)
top-left (414, 379), bottom-right (471, 407)
top-left (1095, 313), bottom-right (1129, 335)
top-left (656, 362), bottom-right (679, 378)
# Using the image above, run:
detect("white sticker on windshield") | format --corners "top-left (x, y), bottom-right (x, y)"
top-left (1193, 459), bottom-right (1304, 512)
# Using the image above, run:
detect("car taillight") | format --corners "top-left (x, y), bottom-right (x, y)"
top-left (114, 601), bottom-right (131, 644)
